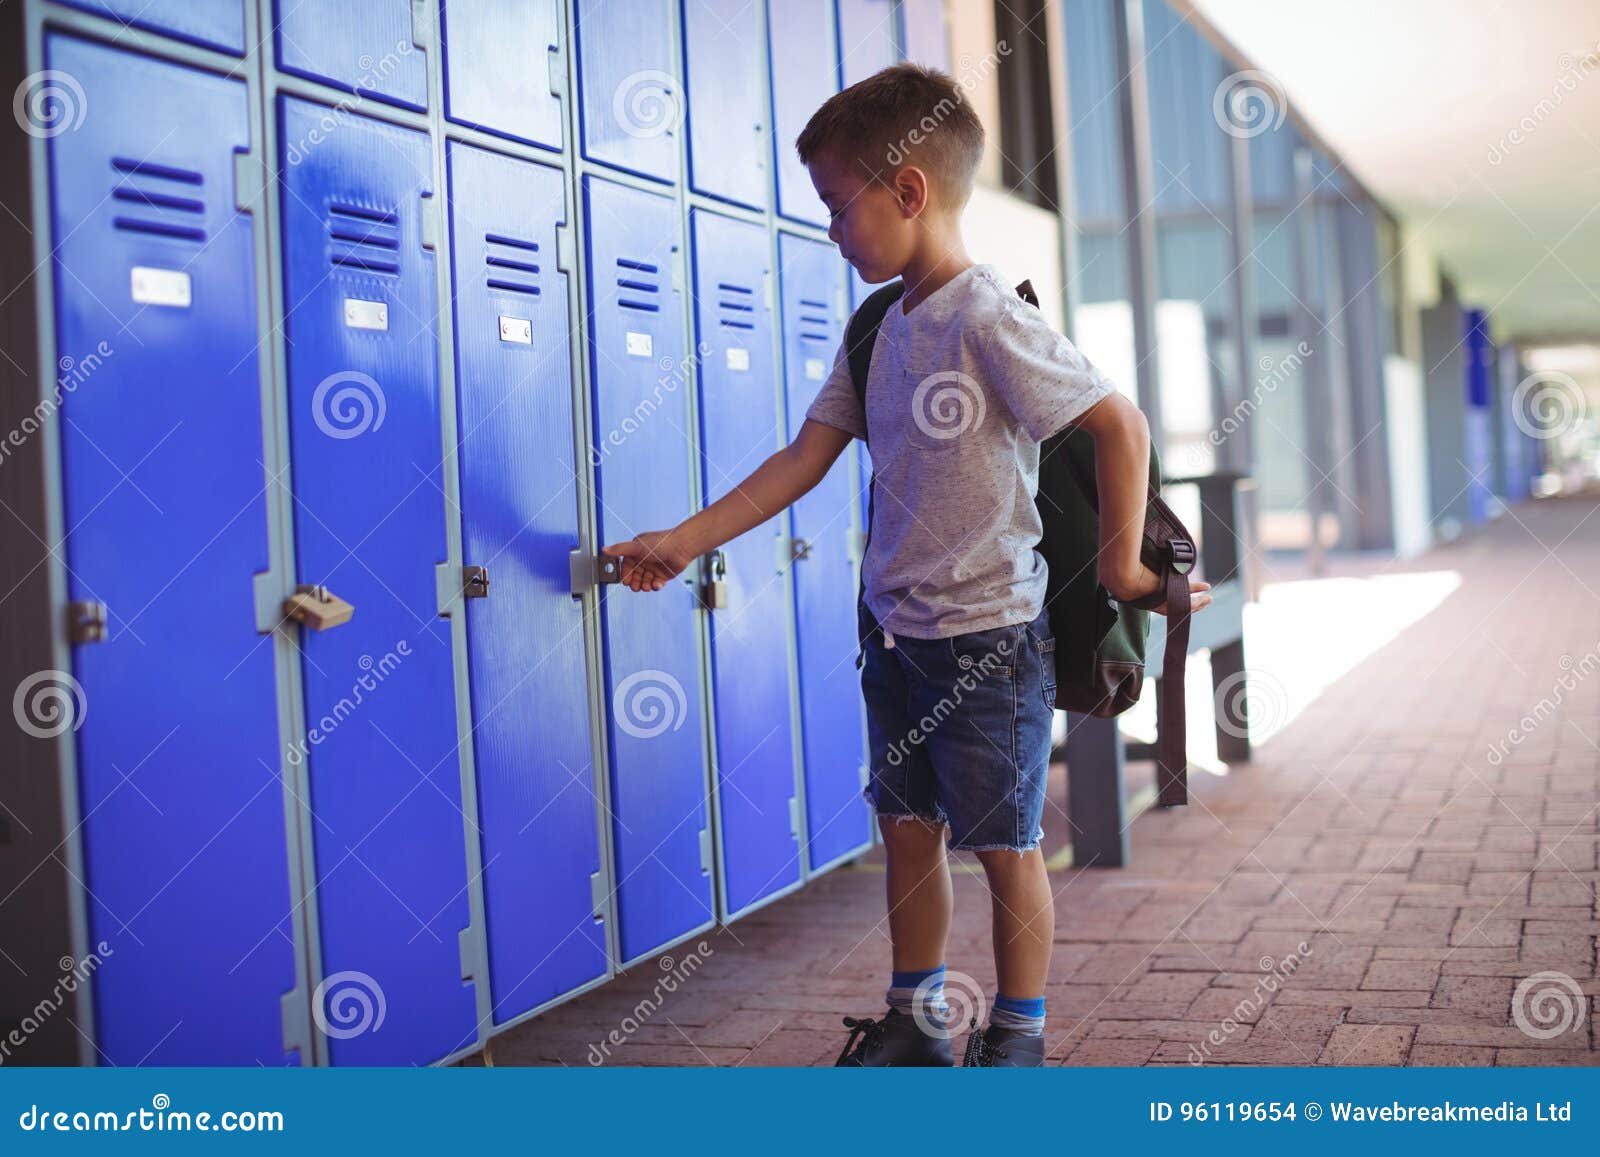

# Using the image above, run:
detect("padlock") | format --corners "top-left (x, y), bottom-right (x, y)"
top-left (700, 549), bottom-right (729, 611)
top-left (282, 583), bottom-right (355, 631)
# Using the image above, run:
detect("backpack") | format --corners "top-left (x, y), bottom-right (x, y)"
top-left (844, 277), bottom-right (1198, 806)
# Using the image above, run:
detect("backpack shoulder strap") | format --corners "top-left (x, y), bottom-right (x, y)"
top-left (844, 281), bottom-right (906, 430)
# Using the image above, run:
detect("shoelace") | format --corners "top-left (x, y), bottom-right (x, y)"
top-left (961, 1017), bottom-right (1009, 1066)
top-left (836, 1015), bottom-right (888, 1065)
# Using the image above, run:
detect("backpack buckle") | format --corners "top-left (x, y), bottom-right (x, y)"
top-left (1167, 539), bottom-right (1196, 574)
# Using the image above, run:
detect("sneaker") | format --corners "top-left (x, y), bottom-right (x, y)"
top-left (961, 1019), bottom-right (1046, 1067)
top-left (834, 1006), bottom-right (954, 1067)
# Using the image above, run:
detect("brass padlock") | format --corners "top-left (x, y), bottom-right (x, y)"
top-left (700, 550), bottom-right (729, 611)
top-left (282, 583), bottom-right (354, 631)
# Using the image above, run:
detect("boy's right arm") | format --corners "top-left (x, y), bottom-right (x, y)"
top-left (602, 419), bottom-right (854, 592)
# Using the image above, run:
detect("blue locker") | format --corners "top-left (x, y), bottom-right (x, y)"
top-left (58, 0), bottom-right (246, 54)
top-left (900, 0), bottom-right (950, 70)
top-left (689, 210), bottom-right (802, 916)
top-left (446, 142), bottom-right (607, 1023)
top-left (848, 271), bottom-right (874, 539)
top-left (277, 97), bottom-right (475, 1064)
top-left (682, 0), bottom-right (768, 210)
top-left (574, 0), bottom-right (681, 184)
top-left (836, 0), bottom-right (898, 86)
top-left (583, 176), bottom-right (714, 961)
top-left (778, 235), bottom-right (873, 870)
top-left (767, 0), bottom-right (835, 226)
top-left (274, 0), bottom-right (428, 111)
top-left (46, 35), bottom-right (293, 1065)
top-left (441, 0), bottom-right (565, 151)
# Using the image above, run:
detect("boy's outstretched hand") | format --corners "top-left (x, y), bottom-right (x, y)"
top-left (1111, 564), bottom-right (1213, 617)
top-left (601, 530), bottom-right (698, 593)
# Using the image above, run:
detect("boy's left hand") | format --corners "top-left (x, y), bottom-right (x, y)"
top-left (1108, 564), bottom-right (1212, 616)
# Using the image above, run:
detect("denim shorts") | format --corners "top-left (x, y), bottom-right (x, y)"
top-left (857, 602), bottom-right (1057, 852)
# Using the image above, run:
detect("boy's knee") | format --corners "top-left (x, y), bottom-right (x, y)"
top-left (878, 815), bottom-right (947, 858)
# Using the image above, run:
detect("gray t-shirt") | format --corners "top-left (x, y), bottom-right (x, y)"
top-left (805, 263), bottom-right (1117, 640)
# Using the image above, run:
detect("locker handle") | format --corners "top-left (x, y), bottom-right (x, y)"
top-left (282, 584), bottom-right (354, 631)
top-left (570, 550), bottom-right (622, 598)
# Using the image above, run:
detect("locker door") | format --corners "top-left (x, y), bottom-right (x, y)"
top-left (58, 0), bottom-right (245, 54)
top-left (689, 210), bottom-right (802, 917)
top-left (583, 176), bottom-right (713, 962)
top-left (574, 0), bottom-right (681, 184)
top-left (441, 0), bottom-right (565, 151)
top-left (682, 0), bottom-right (768, 210)
top-left (45, 35), bottom-right (293, 1065)
top-left (277, 97), bottom-right (475, 1065)
top-left (446, 143), bottom-right (607, 1024)
top-left (836, 0), bottom-right (898, 85)
top-left (899, 0), bottom-right (950, 70)
top-left (778, 234), bottom-right (873, 871)
top-left (274, 0), bottom-right (428, 111)
top-left (768, 0), bottom-right (835, 226)
top-left (849, 270), bottom-right (874, 543)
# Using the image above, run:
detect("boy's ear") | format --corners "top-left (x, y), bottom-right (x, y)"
top-left (893, 165), bottom-right (929, 217)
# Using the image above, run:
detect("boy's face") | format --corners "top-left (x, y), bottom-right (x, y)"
top-left (807, 149), bottom-right (922, 284)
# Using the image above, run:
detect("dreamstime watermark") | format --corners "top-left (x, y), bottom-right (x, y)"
top-left (881, 42), bottom-right (1012, 169)
top-left (1511, 370), bottom-right (1587, 441)
top-left (589, 342), bottom-right (711, 466)
top-left (1212, 69), bottom-right (1288, 140)
top-left (909, 370), bottom-right (986, 442)
top-left (884, 638), bottom-right (1011, 766)
top-left (13, 670), bottom-right (87, 740)
top-left (1510, 971), bottom-right (1586, 1040)
top-left (1211, 667), bottom-right (1289, 742)
top-left (1487, 43), bottom-right (1600, 165)
top-left (1187, 943), bottom-right (1312, 1065)
top-left (286, 643), bottom-right (411, 767)
top-left (587, 941), bottom-right (714, 1065)
top-left (0, 944), bottom-right (113, 1064)
top-left (911, 969), bottom-right (985, 1041)
top-left (13, 70), bottom-right (88, 139)
top-left (283, 41), bottom-right (416, 165)
top-left (312, 370), bottom-right (386, 440)
top-left (612, 669), bottom-right (689, 740)
top-left (312, 970), bottom-right (386, 1040)
top-left (612, 69), bottom-right (684, 140)
top-left (1485, 644), bottom-right (1600, 766)
top-left (1191, 342), bottom-right (1311, 467)
top-left (0, 341), bottom-right (116, 468)
top-left (17, 1094), bottom-right (283, 1134)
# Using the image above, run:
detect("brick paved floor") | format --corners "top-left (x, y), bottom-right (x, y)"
top-left (471, 488), bottom-right (1600, 1067)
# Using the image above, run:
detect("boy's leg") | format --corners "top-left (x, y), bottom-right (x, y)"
top-left (974, 846), bottom-right (1053, 997)
top-left (880, 815), bottom-right (952, 970)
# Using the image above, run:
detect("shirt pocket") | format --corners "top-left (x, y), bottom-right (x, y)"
top-left (903, 365), bottom-right (990, 452)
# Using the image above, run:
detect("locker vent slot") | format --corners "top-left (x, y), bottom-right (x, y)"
top-left (716, 281), bottom-right (755, 331)
top-left (327, 202), bottom-right (402, 277)
top-left (110, 157), bottom-right (207, 243)
top-left (798, 298), bottom-right (832, 342)
top-left (485, 233), bottom-right (542, 298)
top-left (615, 257), bottom-right (661, 313)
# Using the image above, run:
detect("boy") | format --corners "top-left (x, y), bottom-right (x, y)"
top-left (602, 64), bottom-right (1211, 1066)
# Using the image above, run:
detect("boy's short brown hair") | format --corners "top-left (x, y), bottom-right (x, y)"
top-left (795, 62), bottom-right (985, 211)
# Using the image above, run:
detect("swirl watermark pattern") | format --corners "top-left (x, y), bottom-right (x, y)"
top-left (613, 669), bottom-right (688, 740)
top-left (1212, 69), bottom-right (1288, 139)
top-left (312, 371), bottom-right (386, 440)
top-left (912, 968), bottom-right (984, 1041)
top-left (1212, 667), bottom-right (1288, 741)
top-left (612, 69), bottom-right (683, 140)
top-left (13, 70), bottom-right (88, 139)
top-left (312, 970), bottom-right (387, 1040)
top-left (911, 370), bottom-right (986, 441)
top-left (14, 670), bottom-right (88, 739)
top-left (1511, 971), bottom-right (1586, 1040)
top-left (1511, 370), bottom-right (1586, 440)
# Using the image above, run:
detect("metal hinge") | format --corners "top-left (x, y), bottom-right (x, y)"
top-left (699, 828), bottom-right (713, 875)
top-left (67, 600), bottom-right (107, 645)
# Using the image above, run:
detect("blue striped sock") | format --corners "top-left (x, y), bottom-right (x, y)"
top-left (886, 964), bottom-right (947, 1017)
top-left (989, 993), bottom-right (1046, 1036)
